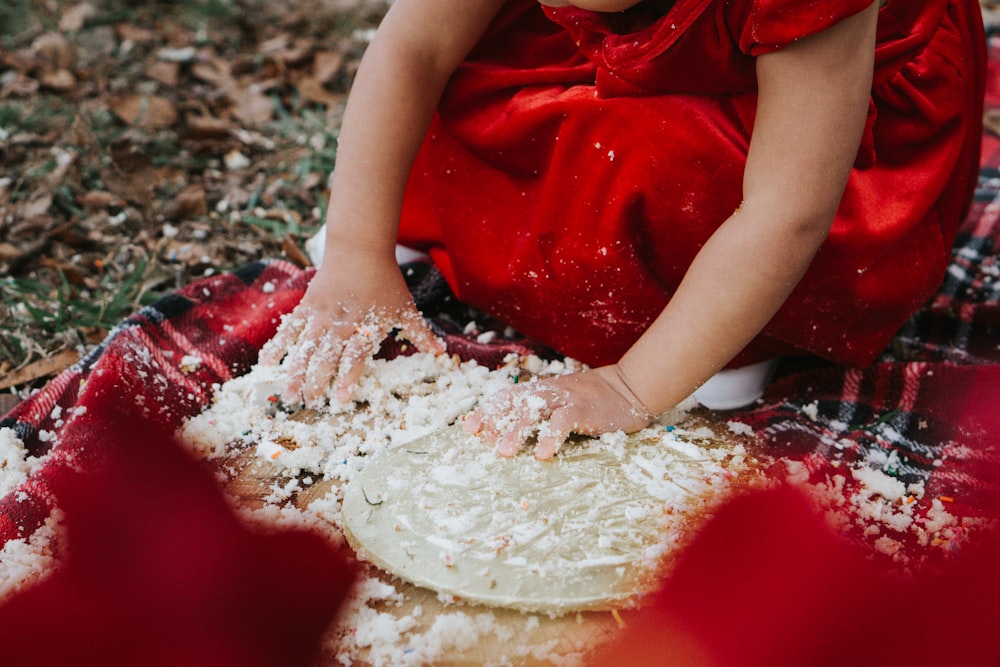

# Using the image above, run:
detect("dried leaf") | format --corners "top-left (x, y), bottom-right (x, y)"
top-left (0, 349), bottom-right (81, 392)
top-left (0, 75), bottom-right (40, 98)
top-left (146, 60), bottom-right (180, 87)
top-left (296, 76), bottom-right (343, 109)
top-left (2, 49), bottom-right (37, 72)
top-left (279, 41), bottom-right (314, 67)
top-left (312, 51), bottom-right (344, 85)
top-left (59, 2), bottom-right (97, 32)
top-left (985, 109), bottom-right (1000, 138)
top-left (50, 224), bottom-right (92, 249)
top-left (258, 33), bottom-right (293, 55)
top-left (282, 234), bottom-right (312, 268)
top-left (79, 190), bottom-right (118, 211)
top-left (111, 95), bottom-right (179, 129)
top-left (45, 148), bottom-right (77, 187)
top-left (191, 57), bottom-right (233, 88)
top-left (100, 162), bottom-right (153, 206)
top-left (31, 33), bottom-right (74, 69)
top-left (40, 68), bottom-right (77, 92)
top-left (0, 393), bottom-right (19, 417)
top-left (40, 256), bottom-right (91, 287)
top-left (0, 242), bottom-right (22, 262)
top-left (115, 23), bottom-right (157, 43)
top-left (229, 87), bottom-right (274, 126)
top-left (301, 172), bottom-right (323, 190)
top-left (177, 184), bottom-right (207, 218)
top-left (82, 326), bottom-right (107, 344)
top-left (22, 193), bottom-right (53, 218)
top-left (183, 114), bottom-right (233, 140)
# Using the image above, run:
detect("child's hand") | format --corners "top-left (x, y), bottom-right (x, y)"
top-left (462, 365), bottom-right (653, 460)
top-left (258, 252), bottom-right (445, 408)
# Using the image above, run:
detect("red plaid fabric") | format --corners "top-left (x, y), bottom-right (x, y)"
top-left (2, 38), bottom-right (999, 573)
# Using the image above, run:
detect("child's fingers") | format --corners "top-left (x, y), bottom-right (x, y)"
top-left (534, 407), bottom-right (576, 460)
top-left (282, 344), bottom-right (316, 405)
top-left (282, 318), bottom-right (330, 403)
top-left (473, 398), bottom-right (513, 446)
top-left (301, 335), bottom-right (344, 408)
top-left (497, 416), bottom-right (533, 457)
top-left (334, 325), bottom-right (383, 402)
top-left (258, 313), bottom-right (306, 366)
top-left (400, 313), bottom-right (446, 355)
top-left (462, 410), bottom-right (483, 435)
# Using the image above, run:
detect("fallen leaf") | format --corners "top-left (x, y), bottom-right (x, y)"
top-left (278, 41), bottom-right (314, 67)
top-left (111, 95), bottom-right (178, 129)
top-left (59, 2), bottom-right (97, 32)
top-left (50, 223), bottom-right (93, 249)
top-left (22, 193), bottom-right (53, 218)
top-left (115, 23), bottom-right (157, 43)
top-left (301, 172), bottom-right (323, 190)
top-left (0, 393), bottom-right (19, 417)
top-left (191, 55), bottom-right (275, 126)
top-left (0, 242), bottom-right (21, 262)
top-left (41, 69), bottom-right (77, 92)
top-left (82, 326), bottom-right (107, 344)
top-left (145, 60), bottom-right (180, 87)
top-left (296, 76), bottom-right (343, 110)
top-left (0, 75), bottom-right (40, 98)
top-left (191, 56), bottom-right (233, 88)
top-left (0, 349), bottom-right (81, 392)
top-left (229, 87), bottom-right (274, 126)
top-left (177, 184), bottom-right (207, 218)
top-left (258, 33), bottom-right (291, 52)
top-left (312, 51), bottom-right (344, 84)
top-left (31, 33), bottom-right (74, 70)
top-left (100, 163), bottom-right (153, 206)
top-left (282, 234), bottom-right (312, 268)
top-left (182, 114), bottom-right (233, 140)
top-left (78, 191), bottom-right (117, 211)
top-left (985, 109), bottom-right (1000, 138)
top-left (40, 256), bottom-right (92, 288)
top-left (1, 48), bottom-right (37, 72)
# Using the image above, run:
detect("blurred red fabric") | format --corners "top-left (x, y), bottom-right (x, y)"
top-left (0, 407), bottom-right (355, 667)
top-left (399, 0), bottom-right (986, 368)
top-left (589, 485), bottom-right (1000, 667)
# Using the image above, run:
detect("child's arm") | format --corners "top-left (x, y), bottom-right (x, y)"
top-left (260, 0), bottom-right (506, 407)
top-left (467, 1), bottom-right (880, 457)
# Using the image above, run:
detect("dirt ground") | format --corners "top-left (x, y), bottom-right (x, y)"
top-left (1, 0), bottom-right (390, 409)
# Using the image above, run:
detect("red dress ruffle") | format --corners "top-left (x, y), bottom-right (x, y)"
top-left (398, 0), bottom-right (986, 368)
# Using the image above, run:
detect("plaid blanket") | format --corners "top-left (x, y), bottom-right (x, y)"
top-left (3, 28), bottom-right (1000, 598)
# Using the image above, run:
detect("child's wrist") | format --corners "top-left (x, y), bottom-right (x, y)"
top-left (610, 364), bottom-right (655, 421)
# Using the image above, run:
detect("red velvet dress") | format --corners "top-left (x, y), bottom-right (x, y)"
top-left (397, 0), bottom-right (986, 368)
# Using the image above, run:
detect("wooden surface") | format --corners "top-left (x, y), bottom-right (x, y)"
top-left (221, 449), bottom-right (623, 664)
top-left (218, 412), bottom-right (759, 665)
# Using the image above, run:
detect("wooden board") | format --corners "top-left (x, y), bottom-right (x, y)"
top-left (219, 413), bottom-right (760, 665)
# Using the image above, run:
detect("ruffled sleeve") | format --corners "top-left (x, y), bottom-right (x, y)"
top-left (726, 0), bottom-right (875, 56)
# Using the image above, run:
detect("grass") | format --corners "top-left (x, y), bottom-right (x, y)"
top-left (0, 0), bottom-right (388, 391)
top-left (0, 258), bottom-right (167, 369)
top-left (0, 0), bottom-right (31, 38)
